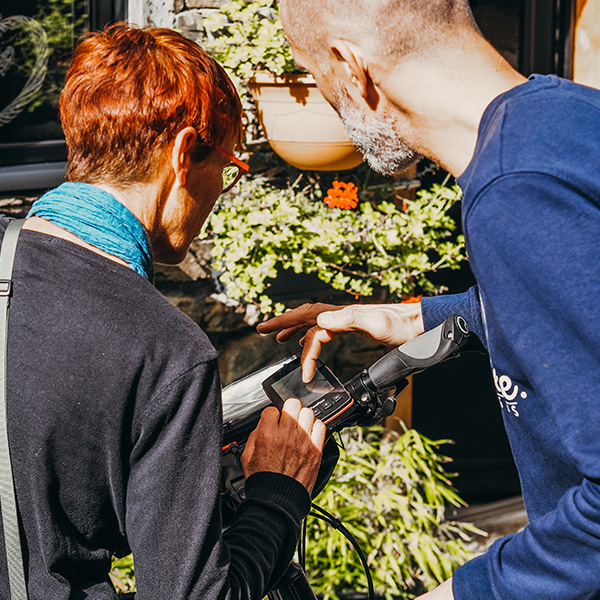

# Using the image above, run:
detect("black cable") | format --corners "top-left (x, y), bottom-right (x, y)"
top-left (333, 431), bottom-right (345, 451)
top-left (309, 503), bottom-right (375, 600)
top-left (299, 517), bottom-right (307, 569)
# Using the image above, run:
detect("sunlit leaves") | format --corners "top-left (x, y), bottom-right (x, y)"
top-left (199, 179), bottom-right (466, 314)
top-left (304, 427), bottom-right (484, 599)
top-left (109, 553), bottom-right (135, 594)
top-left (203, 0), bottom-right (296, 81)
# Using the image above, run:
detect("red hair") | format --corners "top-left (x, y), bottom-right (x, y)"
top-left (59, 23), bottom-right (242, 184)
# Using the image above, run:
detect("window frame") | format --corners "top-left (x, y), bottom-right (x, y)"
top-left (520, 0), bottom-right (576, 79)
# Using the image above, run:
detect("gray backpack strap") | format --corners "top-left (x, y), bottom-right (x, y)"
top-left (0, 219), bottom-right (28, 600)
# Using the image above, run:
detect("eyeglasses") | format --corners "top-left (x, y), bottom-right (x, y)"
top-left (216, 146), bottom-right (250, 194)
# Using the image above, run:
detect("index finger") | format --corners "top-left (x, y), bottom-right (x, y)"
top-left (257, 303), bottom-right (341, 337)
top-left (300, 326), bottom-right (336, 382)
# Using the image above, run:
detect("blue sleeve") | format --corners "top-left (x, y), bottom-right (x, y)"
top-left (421, 286), bottom-right (487, 348)
top-left (452, 173), bottom-right (600, 600)
top-left (454, 482), bottom-right (600, 600)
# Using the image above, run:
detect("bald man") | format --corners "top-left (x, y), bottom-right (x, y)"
top-left (259, 1), bottom-right (600, 599)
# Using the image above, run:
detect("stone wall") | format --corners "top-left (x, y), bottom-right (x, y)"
top-left (128, 0), bottom-right (227, 38)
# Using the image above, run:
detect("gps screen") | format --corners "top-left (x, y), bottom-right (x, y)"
top-left (270, 366), bottom-right (335, 407)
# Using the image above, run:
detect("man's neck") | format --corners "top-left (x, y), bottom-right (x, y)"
top-left (377, 35), bottom-right (528, 177)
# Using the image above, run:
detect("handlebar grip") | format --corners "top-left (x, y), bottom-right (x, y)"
top-left (367, 315), bottom-right (470, 390)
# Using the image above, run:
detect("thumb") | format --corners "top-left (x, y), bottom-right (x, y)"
top-left (317, 306), bottom-right (361, 331)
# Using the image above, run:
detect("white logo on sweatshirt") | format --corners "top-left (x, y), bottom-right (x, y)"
top-left (493, 368), bottom-right (528, 418)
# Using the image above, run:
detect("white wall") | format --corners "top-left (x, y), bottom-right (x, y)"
top-left (575, 0), bottom-right (600, 88)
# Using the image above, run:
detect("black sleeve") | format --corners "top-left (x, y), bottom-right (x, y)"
top-left (126, 360), bottom-right (311, 600)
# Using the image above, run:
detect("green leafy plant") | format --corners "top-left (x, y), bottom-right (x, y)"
top-left (203, 0), bottom-right (296, 81)
top-left (200, 177), bottom-right (466, 314)
top-left (306, 426), bottom-right (484, 600)
top-left (110, 553), bottom-right (135, 594)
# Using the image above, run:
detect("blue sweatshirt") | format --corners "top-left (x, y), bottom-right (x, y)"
top-left (421, 75), bottom-right (600, 599)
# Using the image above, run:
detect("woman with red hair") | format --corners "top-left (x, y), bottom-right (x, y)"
top-left (0, 24), bottom-right (325, 599)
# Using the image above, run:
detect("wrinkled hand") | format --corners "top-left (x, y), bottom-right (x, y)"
top-left (257, 302), bottom-right (425, 382)
top-left (242, 398), bottom-right (326, 494)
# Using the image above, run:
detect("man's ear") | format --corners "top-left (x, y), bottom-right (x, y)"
top-left (171, 127), bottom-right (198, 186)
top-left (330, 39), bottom-right (379, 110)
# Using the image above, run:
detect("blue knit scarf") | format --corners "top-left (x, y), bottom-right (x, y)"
top-left (27, 182), bottom-right (154, 281)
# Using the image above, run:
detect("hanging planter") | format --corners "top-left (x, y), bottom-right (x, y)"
top-left (204, 0), bottom-right (363, 172)
top-left (248, 71), bottom-right (363, 171)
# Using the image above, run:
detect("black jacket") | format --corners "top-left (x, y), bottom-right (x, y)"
top-left (0, 218), bottom-right (309, 599)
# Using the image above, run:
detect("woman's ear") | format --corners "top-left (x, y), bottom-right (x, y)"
top-left (171, 127), bottom-right (198, 186)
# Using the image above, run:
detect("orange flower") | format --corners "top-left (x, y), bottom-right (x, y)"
top-left (324, 180), bottom-right (359, 209)
top-left (402, 294), bottom-right (423, 304)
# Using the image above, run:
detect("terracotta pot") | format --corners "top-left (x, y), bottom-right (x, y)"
top-left (248, 71), bottom-right (363, 171)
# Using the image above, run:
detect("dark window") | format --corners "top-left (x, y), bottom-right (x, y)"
top-left (471, 0), bottom-right (576, 78)
top-left (0, 0), bottom-right (126, 191)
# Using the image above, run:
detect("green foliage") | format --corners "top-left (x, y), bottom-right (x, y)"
top-left (110, 553), bottom-right (135, 594)
top-left (203, 0), bottom-right (296, 81)
top-left (200, 179), bottom-right (465, 314)
top-left (306, 426), bottom-right (483, 600)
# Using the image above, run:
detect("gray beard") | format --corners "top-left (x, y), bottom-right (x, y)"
top-left (333, 83), bottom-right (420, 177)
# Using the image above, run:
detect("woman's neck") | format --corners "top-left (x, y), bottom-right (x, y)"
top-left (22, 216), bottom-right (130, 268)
